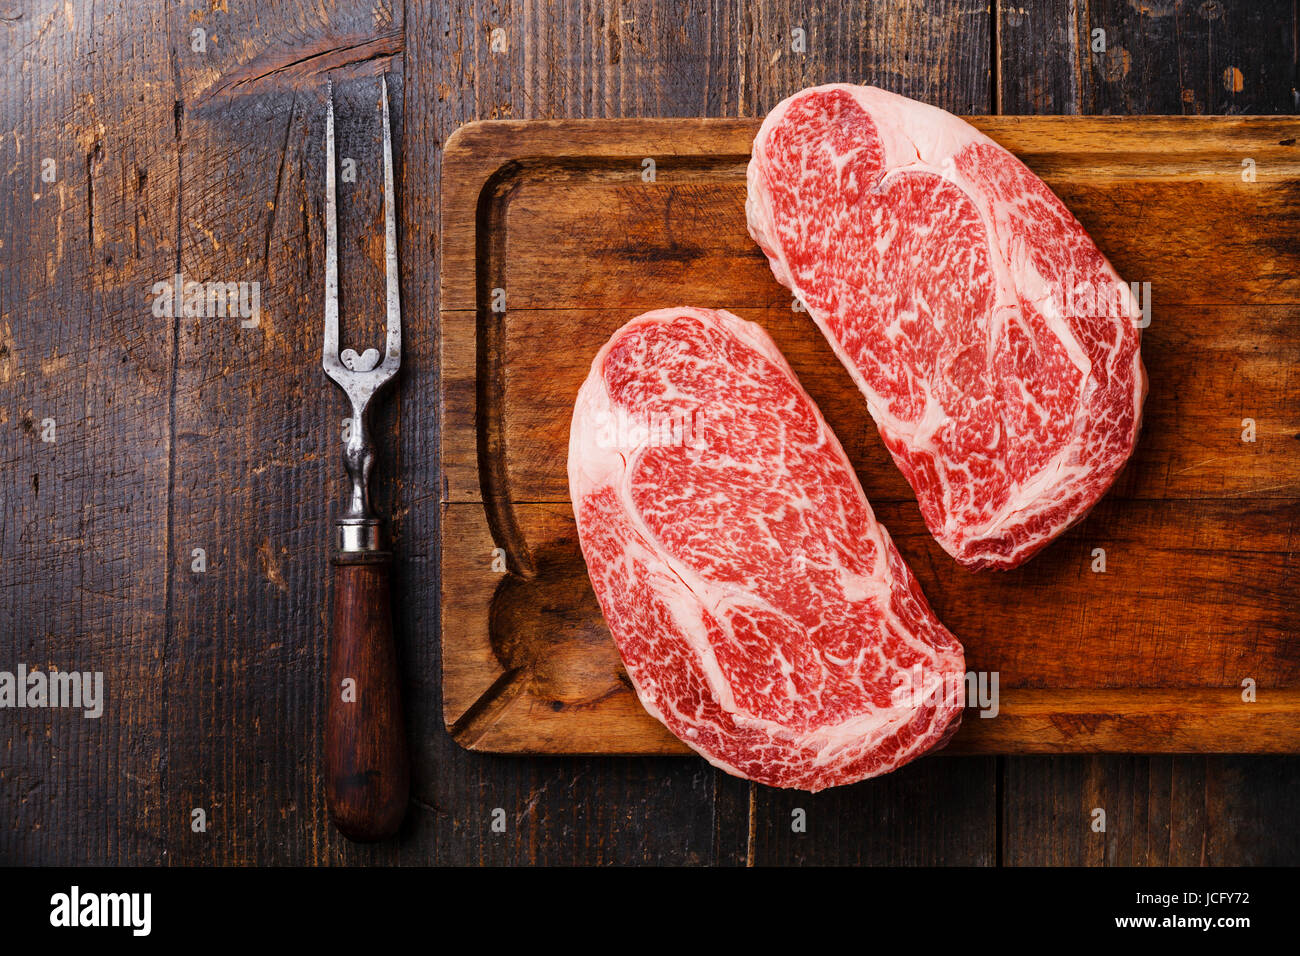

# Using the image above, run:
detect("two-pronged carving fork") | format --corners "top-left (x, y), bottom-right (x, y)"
top-left (321, 77), bottom-right (409, 842)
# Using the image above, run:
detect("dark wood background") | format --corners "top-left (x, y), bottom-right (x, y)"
top-left (1, 0), bottom-right (1296, 865)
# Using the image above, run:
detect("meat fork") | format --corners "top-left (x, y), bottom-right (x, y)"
top-left (321, 76), bottom-right (409, 841)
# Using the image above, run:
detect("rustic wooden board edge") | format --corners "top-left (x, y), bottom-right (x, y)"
top-left (444, 685), bottom-right (1300, 756)
top-left (441, 114), bottom-right (1300, 156)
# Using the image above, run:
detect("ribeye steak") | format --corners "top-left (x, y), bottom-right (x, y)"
top-left (568, 307), bottom-right (965, 790)
top-left (747, 85), bottom-right (1147, 569)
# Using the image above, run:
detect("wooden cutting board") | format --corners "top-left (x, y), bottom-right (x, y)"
top-left (439, 116), bottom-right (1300, 756)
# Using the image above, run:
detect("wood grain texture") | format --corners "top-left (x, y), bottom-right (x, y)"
top-left (1001, 755), bottom-right (1300, 866)
top-left (751, 757), bottom-right (998, 865)
top-left (0, 0), bottom-right (177, 866)
top-left (738, 0), bottom-right (993, 116)
top-left (326, 555), bottom-right (409, 842)
top-left (998, 0), bottom-right (1298, 116)
top-left (2, 0), bottom-right (1295, 867)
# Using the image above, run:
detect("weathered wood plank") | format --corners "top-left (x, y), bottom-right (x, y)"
top-left (998, 0), bottom-right (1299, 116)
top-left (739, 0), bottom-right (993, 116)
top-left (1002, 755), bottom-right (1300, 865)
top-left (751, 758), bottom-right (998, 865)
top-left (0, 0), bottom-right (177, 865)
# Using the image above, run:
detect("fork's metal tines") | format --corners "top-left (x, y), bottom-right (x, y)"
top-left (322, 77), bottom-right (402, 552)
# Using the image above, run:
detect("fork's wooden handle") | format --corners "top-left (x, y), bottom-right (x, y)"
top-left (326, 550), bottom-right (409, 841)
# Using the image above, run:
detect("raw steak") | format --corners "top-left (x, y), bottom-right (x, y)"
top-left (747, 85), bottom-right (1147, 569)
top-left (568, 307), bottom-right (965, 790)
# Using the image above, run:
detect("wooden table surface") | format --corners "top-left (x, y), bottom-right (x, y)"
top-left (2, 0), bottom-right (1297, 866)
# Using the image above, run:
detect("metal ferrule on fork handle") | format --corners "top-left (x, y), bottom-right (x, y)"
top-left (337, 518), bottom-right (383, 554)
